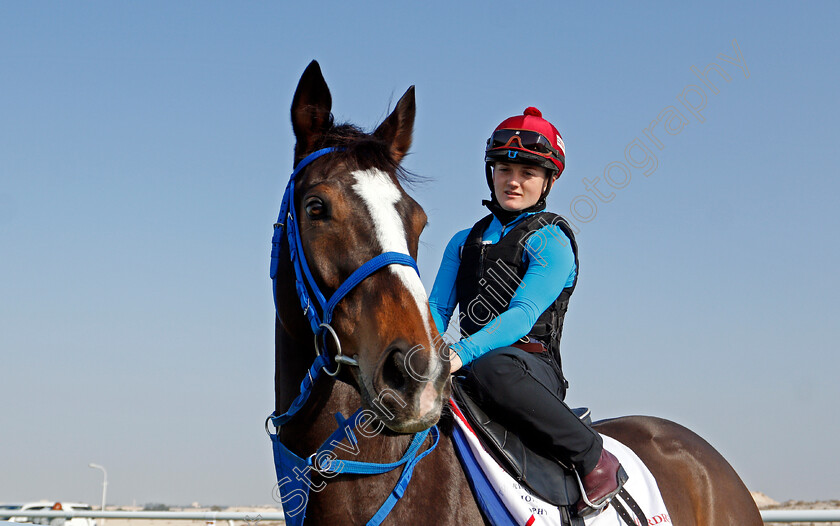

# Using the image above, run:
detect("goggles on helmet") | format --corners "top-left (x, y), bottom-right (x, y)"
top-left (486, 129), bottom-right (561, 159)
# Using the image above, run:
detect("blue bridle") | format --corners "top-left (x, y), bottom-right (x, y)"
top-left (267, 147), bottom-right (439, 526)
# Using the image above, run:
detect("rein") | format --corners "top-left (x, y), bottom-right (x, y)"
top-left (266, 147), bottom-right (440, 526)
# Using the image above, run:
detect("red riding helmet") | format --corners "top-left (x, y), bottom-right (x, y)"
top-left (485, 107), bottom-right (566, 183)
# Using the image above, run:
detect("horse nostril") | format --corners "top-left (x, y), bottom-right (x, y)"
top-left (380, 347), bottom-right (407, 392)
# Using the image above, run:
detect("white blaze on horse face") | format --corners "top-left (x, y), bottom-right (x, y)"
top-left (351, 168), bottom-right (436, 366)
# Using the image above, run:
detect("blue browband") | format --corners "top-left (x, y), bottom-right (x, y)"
top-left (267, 147), bottom-right (439, 526)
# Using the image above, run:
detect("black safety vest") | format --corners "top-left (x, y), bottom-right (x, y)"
top-left (454, 212), bottom-right (579, 366)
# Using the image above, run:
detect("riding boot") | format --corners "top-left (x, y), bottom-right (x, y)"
top-left (576, 448), bottom-right (628, 516)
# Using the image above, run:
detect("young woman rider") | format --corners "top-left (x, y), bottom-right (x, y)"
top-left (429, 107), bottom-right (626, 515)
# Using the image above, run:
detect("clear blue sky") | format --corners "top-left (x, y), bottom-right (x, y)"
top-left (2, 1), bottom-right (839, 507)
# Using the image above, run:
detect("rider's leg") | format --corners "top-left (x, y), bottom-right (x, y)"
top-left (466, 346), bottom-right (626, 514)
top-left (466, 346), bottom-right (602, 473)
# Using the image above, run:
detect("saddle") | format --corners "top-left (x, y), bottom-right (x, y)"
top-left (450, 376), bottom-right (587, 508)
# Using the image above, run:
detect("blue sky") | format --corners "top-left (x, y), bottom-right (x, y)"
top-left (2, 1), bottom-right (839, 506)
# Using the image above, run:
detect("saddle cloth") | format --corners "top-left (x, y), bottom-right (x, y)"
top-left (450, 398), bottom-right (673, 526)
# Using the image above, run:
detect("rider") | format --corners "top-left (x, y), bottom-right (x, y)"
top-left (429, 107), bottom-right (626, 515)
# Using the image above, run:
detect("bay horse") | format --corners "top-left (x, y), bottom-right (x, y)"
top-left (270, 60), bottom-right (763, 526)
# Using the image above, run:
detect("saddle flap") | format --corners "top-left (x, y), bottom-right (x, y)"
top-left (451, 376), bottom-right (581, 507)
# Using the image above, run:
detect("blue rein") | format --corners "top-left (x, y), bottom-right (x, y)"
top-left (267, 147), bottom-right (439, 526)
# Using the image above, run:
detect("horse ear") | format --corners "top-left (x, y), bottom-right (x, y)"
top-left (374, 86), bottom-right (415, 164)
top-left (291, 60), bottom-right (333, 159)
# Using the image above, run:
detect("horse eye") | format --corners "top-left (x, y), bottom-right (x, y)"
top-left (305, 198), bottom-right (326, 218)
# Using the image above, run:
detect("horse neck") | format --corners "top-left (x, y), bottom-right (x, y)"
top-left (297, 389), bottom-right (482, 524)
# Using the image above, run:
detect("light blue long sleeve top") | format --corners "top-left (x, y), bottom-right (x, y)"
top-left (428, 212), bottom-right (577, 365)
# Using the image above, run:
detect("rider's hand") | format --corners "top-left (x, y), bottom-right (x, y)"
top-left (448, 348), bottom-right (463, 374)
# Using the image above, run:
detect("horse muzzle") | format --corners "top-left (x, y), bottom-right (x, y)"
top-left (359, 339), bottom-right (450, 433)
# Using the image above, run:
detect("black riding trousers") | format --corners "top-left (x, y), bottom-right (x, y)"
top-left (465, 346), bottom-right (603, 475)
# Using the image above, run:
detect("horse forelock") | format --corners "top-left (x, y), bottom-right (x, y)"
top-left (298, 122), bottom-right (422, 186)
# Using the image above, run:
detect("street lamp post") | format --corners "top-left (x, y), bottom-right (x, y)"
top-left (88, 463), bottom-right (107, 526)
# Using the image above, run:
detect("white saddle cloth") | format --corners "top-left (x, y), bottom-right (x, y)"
top-left (451, 400), bottom-right (673, 526)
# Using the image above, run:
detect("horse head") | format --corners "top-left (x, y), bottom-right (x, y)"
top-left (274, 61), bottom-right (449, 434)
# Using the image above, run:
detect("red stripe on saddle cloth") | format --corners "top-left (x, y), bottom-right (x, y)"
top-left (449, 399), bottom-right (477, 436)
